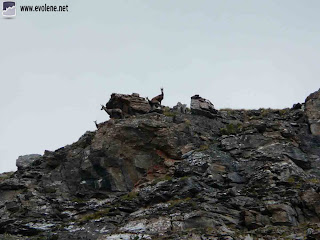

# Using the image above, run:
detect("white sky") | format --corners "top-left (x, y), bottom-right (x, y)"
top-left (0, 0), bottom-right (319, 173)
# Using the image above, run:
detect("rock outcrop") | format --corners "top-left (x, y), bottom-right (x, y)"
top-left (173, 102), bottom-right (187, 113)
top-left (16, 154), bottom-right (41, 170)
top-left (305, 88), bottom-right (320, 135)
top-left (103, 93), bottom-right (151, 118)
top-left (0, 91), bottom-right (320, 240)
top-left (191, 94), bottom-right (218, 118)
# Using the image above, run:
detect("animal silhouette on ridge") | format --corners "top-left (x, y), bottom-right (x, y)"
top-left (147, 88), bottom-right (164, 109)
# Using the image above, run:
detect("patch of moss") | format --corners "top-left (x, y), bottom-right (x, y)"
top-left (196, 144), bottom-right (209, 151)
top-left (168, 197), bottom-right (192, 208)
top-left (163, 106), bottom-right (170, 112)
top-left (287, 177), bottom-right (295, 183)
top-left (220, 108), bottom-right (236, 116)
top-left (120, 191), bottom-right (138, 201)
top-left (71, 197), bottom-right (87, 203)
top-left (279, 108), bottom-right (290, 116)
top-left (294, 182), bottom-right (302, 189)
top-left (286, 176), bottom-right (305, 189)
top-left (220, 123), bottom-right (242, 135)
top-left (0, 234), bottom-right (22, 240)
top-left (152, 175), bottom-right (173, 185)
top-left (185, 119), bottom-right (191, 126)
top-left (163, 111), bottom-right (177, 117)
top-left (180, 176), bottom-right (190, 181)
top-left (307, 178), bottom-right (320, 184)
top-left (79, 208), bottom-right (111, 222)
top-left (0, 172), bottom-right (14, 182)
top-left (260, 108), bottom-right (272, 117)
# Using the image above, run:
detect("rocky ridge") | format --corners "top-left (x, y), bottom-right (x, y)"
top-left (0, 89), bottom-right (320, 240)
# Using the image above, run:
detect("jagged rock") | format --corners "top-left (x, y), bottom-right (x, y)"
top-left (104, 93), bottom-right (151, 118)
top-left (5, 201), bottom-right (20, 212)
top-left (301, 189), bottom-right (320, 217)
top-left (173, 102), bottom-right (187, 113)
top-left (293, 103), bottom-right (302, 110)
top-left (16, 154), bottom-right (41, 170)
top-left (174, 152), bottom-right (210, 177)
top-left (227, 172), bottom-right (246, 183)
top-left (254, 142), bottom-right (311, 169)
top-left (243, 210), bottom-right (270, 230)
top-left (0, 177), bottom-right (25, 190)
top-left (190, 95), bottom-right (217, 118)
top-left (305, 89), bottom-right (320, 135)
top-left (221, 134), bottom-right (269, 152)
top-left (266, 203), bottom-right (298, 226)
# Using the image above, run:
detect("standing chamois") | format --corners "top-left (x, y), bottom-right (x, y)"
top-left (152, 87), bottom-right (164, 105)
top-left (147, 88), bottom-right (164, 109)
top-left (100, 105), bottom-right (124, 119)
top-left (94, 120), bottom-right (104, 129)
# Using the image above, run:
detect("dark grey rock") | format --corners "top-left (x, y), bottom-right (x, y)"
top-left (173, 102), bottom-right (187, 113)
top-left (16, 154), bottom-right (42, 170)
top-left (227, 172), bottom-right (246, 183)
top-left (305, 88), bottom-right (320, 135)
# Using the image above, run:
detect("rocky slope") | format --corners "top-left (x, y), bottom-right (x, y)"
top-left (1, 89), bottom-right (320, 240)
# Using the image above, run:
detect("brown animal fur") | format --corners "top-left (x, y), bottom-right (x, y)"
top-left (151, 88), bottom-right (164, 104)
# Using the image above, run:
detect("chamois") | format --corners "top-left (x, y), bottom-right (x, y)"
top-left (100, 105), bottom-right (124, 119)
top-left (94, 120), bottom-right (102, 129)
top-left (151, 88), bottom-right (164, 105)
top-left (146, 97), bottom-right (159, 106)
top-left (147, 88), bottom-right (164, 109)
top-left (94, 120), bottom-right (99, 129)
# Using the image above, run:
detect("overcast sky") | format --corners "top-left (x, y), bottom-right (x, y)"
top-left (0, 0), bottom-right (319, 173)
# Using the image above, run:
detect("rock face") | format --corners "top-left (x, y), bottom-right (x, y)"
top-left (1, 91), bottom-right (320, 240)
top-left (103, 93), bottom-right (151, 118)
top-left (191, 95), bottom-right (217, 118)
top-left (16, 154), bottom-right (42, 170)
top-left (305, 88), bottom-right (320, 135)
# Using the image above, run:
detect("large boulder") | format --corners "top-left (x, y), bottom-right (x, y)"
top-left (305, 89), bottom-right (320, 135)
top-left (104, 93), bottom-right (151, 118)
top-left (16, 154), bottom-right (41, 170)
top-left (190, 95), bottom-right (217, 119)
